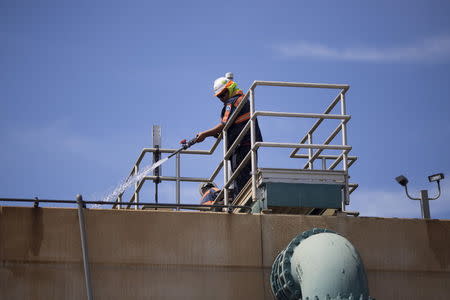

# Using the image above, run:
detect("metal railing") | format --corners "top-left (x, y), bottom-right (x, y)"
top-left (0, 197), bottom-right (252, 212)
top-left (220, 81), bottom-right (357, 210)
top-left (112, 80), bottom-right (358, 212)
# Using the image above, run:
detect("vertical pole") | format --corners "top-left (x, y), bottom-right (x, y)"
top-left (152, 125), bottom-right (162, 205)
top-left (340, 92), bottom-right (350, 207)
top-left (118, 194), bottom-right (122, 209)
top-left (307, 133), bottom-right (313, 170)
top-left (154, 147), bottom-right (160, 206)
top-left (420, 190), bottom-right (431, 219)
top-left (176, 153), bottom-right (181, 211)
top-left (223, 131), bottom-right (229, 205)
top-left (76, 194), bottom-right (94, 300)
top-left (134, 165), bottom-right (139, 210)
top-left (321, 157), bottom-right (326, 170)
top-left (249, 88), bottom-right (257, 201)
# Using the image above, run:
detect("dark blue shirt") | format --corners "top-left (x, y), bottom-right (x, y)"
top-left (220, 93), bottom-right (262, 149)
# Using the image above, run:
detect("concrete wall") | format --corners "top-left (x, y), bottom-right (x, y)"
top-left (1, 206), bottom-right (449, 299)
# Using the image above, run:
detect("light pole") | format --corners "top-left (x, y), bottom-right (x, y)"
top-left (395, 173), bottom-right (444, 219)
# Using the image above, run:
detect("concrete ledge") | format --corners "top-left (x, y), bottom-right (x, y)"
top-left (1, 206), bottom-right (450, 299)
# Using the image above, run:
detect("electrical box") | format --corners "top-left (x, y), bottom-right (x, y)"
top-left (252, 168), bottom-right (345, 213)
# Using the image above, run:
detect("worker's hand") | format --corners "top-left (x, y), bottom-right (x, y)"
top-left (196, 132), bottom-right (207, 143)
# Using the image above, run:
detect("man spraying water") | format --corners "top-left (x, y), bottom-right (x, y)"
top-left (195, 73), bottom-right (262, 200)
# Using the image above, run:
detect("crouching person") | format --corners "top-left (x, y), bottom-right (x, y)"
top-left (200, 182), bottom-right (222, 211)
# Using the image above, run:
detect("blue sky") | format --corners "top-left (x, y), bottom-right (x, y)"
top-left (1, 0), bottom-right (450, 219)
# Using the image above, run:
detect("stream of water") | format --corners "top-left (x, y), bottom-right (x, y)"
top-left (99, 157), bottom-right (168, 205)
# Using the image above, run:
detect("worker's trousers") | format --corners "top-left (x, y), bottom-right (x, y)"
top-left (230, 145), bottom-right (252, 199)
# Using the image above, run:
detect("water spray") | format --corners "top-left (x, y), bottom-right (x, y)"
top-left (99, 137), bottom-right (198, 205)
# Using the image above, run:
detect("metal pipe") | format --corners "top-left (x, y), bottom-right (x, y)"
top-left (349, 183), bottom-right (359, 194)
top-left (0, 198), bottom-right (78, 204)
top-left (224, 147), bottom-right (252, 189)
top-left (212, 189), bottom-right (224, 204)
top-left (249, 88), bottom-right (257, 201)
top-left (290, 90), bottom-right (343, 157)
top-left (142, 148), bottom-right (213, 155)
top-left (404, 185), bottom-right (420, 201)
top-left (0, 197), bottom-right (252, 212)
top-left (428, 180), bottom-right (442, 200)
top-left (137, 203), bottom-right (253, 212)
top-left (307, 133), bottom-right (313, 170)
top-left (253, 111), bottom-right (351, 120)
top-left (302, 121), bottom-right (346, 169)
top-left (254, 142), bottom-right (352, 151)
top-left (224, 121), bottom-right (250, 160)
top-left (208, 134), bottom-right (223, 153)
top-left (176, 153), bottom-right (180, 211)
top-left (208, 161), bottom-right (224, 182)
top-left (134, 165), bottom-right (139, 210)
top-left (0, 197), bottom-right (253, 213)
top-left (251, 81), bottom-right (349, 91)
top-left (420, 190), bottom-right (431, 219)
top-left (293, 154), bottom-right (357, 160)
top-left (124, 192), bottom-right (137, 209)
top-left (223, 130), bottom-right (229, 205)
top-left (340, 93), bottom-right (350, 207)
top-left (144, 176), bottom-right (210, 183)
top-left (328, 153), bottom-right (345, 170)
top-left (76, 195), bottom-right (94, 300)
top-left (347, 157), bottom-right (357, 169)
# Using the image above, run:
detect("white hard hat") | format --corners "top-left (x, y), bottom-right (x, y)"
top-left (199, 182), bottom-right (217, 195)
top-left (213, 77), bottom-right (230, 97)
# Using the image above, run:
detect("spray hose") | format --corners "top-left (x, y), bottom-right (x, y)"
top-left (167, 137), bottom-right (198, 159)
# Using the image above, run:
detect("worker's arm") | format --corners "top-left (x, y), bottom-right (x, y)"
top-left (196, 123), bottom-right (224, 143)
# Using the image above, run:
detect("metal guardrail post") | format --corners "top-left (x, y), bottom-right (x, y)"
top-left (307, 133), bottom-right (313, 170)
top-left (223, 131), bottom-right (229, 205)
top-left (76, 194), bottom-right (94, 300)
top-left (117, 194), bottom-right (122, 209)
top-left (176, 153), bottom-right (181, 210)
top-left (340, 93), bottom-right (350, 207)
top-left (134, 165), bottom-right (139, 210)
top-left (321, 157), bottom-right (326, 170)
top-left (249, 88), bottom-right (257, 201)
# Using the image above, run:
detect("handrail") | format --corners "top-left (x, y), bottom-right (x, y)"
top-left (224, 121), bottom-right (251, 160)
top-left (113, 91), bottom-right (251, 208)
top-left (113, 135), bottom-right (224, 209)
top-left (250, 80), bottom-right (349, 91)
top-left (290, 90), bottom-right (345, 156)
top-left (253, 111), bottom-right (350, 120)
top-left (301, 120), bottom-right (348, 169)
top-left (112, 80), bottom-right (357, 212)
top-left (224, 151), bottom-right (251, 189)
top-left (0, 197), bottom-right (252, 212)
top-left (253, 142), bottom-right (352, 151)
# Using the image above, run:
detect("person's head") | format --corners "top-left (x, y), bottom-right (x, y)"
top-left (199, 182), bottom-right (217, 196)
top-left (213, 76), bottom-right (241, 102)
